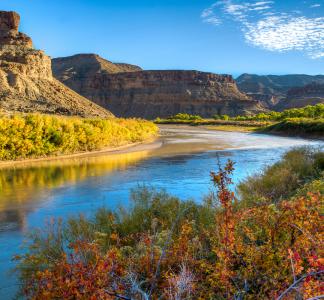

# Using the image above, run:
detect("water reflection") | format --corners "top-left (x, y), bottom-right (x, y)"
top-left (0, 151), bottom-right (151, 231)
top-left (0, 209), bottom-right (27, 232)
top-left (0, 126), bottom-right (323, 299)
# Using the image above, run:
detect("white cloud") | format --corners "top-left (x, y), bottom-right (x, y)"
top-left (249, 6), bottom-right (272, 11)
top-left (201, 8), bottom-right (213, 18)
top-left (310, 4), bottom-right (321, 8)
top-left (201, 4), bottom-right (222, 25)
top-left (201, 0), bottom-right (324, 59)
top-left (203, 16), bottom-right (222, 25)
top-left (244, 16), bottom-right (324, 59)
top-left (222, 0), bottom-right (273, 20)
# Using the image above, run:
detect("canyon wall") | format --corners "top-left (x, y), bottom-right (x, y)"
top-left (0, 11), bottom-right (112, 118)
top-left (237, 73), bottom-right (324, 110)
top-left (276, 83), bottom-right (324, 110)
top-left (53, 54), bottom-right (264, 119)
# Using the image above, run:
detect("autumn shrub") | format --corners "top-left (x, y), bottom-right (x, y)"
top-left (238, 147), bottom-right (324, 206)
top-left (169, 113), bottom-right (203, 121)
top-left (16, 150), bottom-right (323, 299)
top-left (0, 114), bottom-right (158, 160)
top-left (263, 117), bottom-right (324, 135)
top-left (233, 104), bottom-right (324, 121)
top-left (213, 114), bottom-right (230, 120)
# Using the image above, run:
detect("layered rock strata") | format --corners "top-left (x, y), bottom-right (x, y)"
top-left (0, 11), bottom-right (112, 118)
top-left (53, 54), bottom-right (264, 119)
top-left (276, 83), bottom-right (324, 110)
top-left (237, 73), bottom-right (324, 110)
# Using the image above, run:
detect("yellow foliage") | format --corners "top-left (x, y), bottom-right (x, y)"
top-left (0, 114), bottom-right (158, 160)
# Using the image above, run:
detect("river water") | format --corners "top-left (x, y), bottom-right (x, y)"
top-left (0, 125), bottom-right (323, 299)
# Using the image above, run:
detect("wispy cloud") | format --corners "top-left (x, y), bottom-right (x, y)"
top-left (201, 5), bottom-right (222, 25)
top-left (201, 6), bottom-right (222, 25)
top-left (244, 16), bottom-right (324, 59)
top-left (201, 0), bottom-right (324, 59)
top-left (310, 4), bottom-right (321, 8)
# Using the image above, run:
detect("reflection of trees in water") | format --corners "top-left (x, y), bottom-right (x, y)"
top-left (0, 151), bottom-right (149, 232)
top-left (0, 209), bottom-right (27, 232)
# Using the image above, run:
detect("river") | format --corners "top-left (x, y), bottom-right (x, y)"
top-left (0, 125), bottom-right (323, 299)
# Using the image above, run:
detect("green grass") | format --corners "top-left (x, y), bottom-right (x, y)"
top-left (232, 103), bottom-right (324, 121)
top-left (237, 147), bottom-right (324, 207)
top-left (155, 104), bottom-right (324, 137)
top-left (262, 118), bottom-right (324, 136)
top-left (0, 114), bottom-right (159, 161)
top-left (155, 117), bottom-right (271, 127)
top-left (204, 125), bottom-right (260, 132)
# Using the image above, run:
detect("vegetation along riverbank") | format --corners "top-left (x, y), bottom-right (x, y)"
top-left (155, 104), bottom-right (324, 137)
top-left (0, 114), bottom-right (158, 161)
top-left (15, 147), bottom-right (323, 299)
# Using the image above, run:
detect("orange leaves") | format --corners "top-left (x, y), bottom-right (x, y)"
top-left (24, 242), bottom-right (126, 299)
top-left (18, 161), bottom-right (323, 299)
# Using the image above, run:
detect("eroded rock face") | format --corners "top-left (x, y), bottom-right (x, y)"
top-left (237, 73), bottom-right (324, 110)
top-left (0, 11), bottom-right (112, 118)
top-left (275, 83), bottom-right (324, 110)
top-left (0, 11), bottom-right (20, 32)
top-left (53, 54), bottom-right (264, 118)
top-left (0, 11), bottom-right (32, 48)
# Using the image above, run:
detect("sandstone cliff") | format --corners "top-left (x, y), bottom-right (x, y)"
top-left (275, 83), bottom-right (324, 110)
top-left (237, 73), bottom-right (324, 110)
top-left (52, 54), bottom-right (264, 119)
top-left (0, 11), bottom-right (112, 118)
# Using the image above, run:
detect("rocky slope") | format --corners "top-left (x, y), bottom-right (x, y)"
top-left (52, 54), bottom-right (142, 80)
top-left (0, 11), bottom-right (112, 118)
top-left (276, 83), bottom-right (324, 110)
top-left (52, 54), bottom-right (264, 119)
top-left (236, 74), bottom-right (324, 109)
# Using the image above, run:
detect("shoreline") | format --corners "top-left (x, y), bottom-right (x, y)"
top-left (0, 125), bottom-right (322, 169)
top-left (0, 138), bottom-right (162, 169)
top-left (256, 130), bottom-right (324, 141)
top-left (160, 123), bottom-right (324, 140)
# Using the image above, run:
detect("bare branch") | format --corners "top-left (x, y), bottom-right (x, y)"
top-left (277, 271), bottom-right (324, 300)
top-left (149, 207), bottom-right (189, 296)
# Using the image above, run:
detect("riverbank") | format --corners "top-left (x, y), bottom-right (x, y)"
top-left (261, 118), bottom-right (324, 139)
top-left (0, 114), bottom-right (159, 162)
top-left (0, 137), bottom-right (161, 169)
top-left (204, 124), bottom-right (259, 132)
top-left (156, 119), bottom-right (324, 139)
top-left (15, 148), bottom-right (323, 300)
top-left (1, 121), bottom-right (322, 170)
top-left (154, 104), bottom-right (324, 138)
top-left (1, 124), bottom-right (323, 299)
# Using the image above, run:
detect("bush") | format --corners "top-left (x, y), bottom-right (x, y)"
top-left (168, 113), bottom-right (202, 121)
top-left (213, 114), bottom-right (230, 120)
top-left (263, 117), bottom-right (324, 135)
top-left (233, 104), bottom-right (324, 121)
top-left (0, 114), bottom-right (158, 160)
top-left (16, 153), bottom-right (323, 299)
top-left (238, 147), bottom-right (324, 206)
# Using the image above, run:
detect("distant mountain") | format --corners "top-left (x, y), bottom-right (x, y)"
top-left (237, 74), bottom-right (324, 96)
top-left (275, 83), bottom-right (324, 110)
top-left (52, 54), bottom-right (142, 80)
top-left (236, 74), bottom-right (324, 110)
top-left (52, 54), bottom-right (265, 119)
top-left (0, 11), bottom-right (112, 118)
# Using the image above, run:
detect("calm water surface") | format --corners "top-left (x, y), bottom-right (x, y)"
top-left (0, 125), bottom-right (323, 299)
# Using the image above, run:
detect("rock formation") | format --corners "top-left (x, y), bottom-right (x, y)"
top-left (237, 73), bottom-right (324, 110)
top-left (52, 54), bottom-right (264, 119)
top-left (275, 83), bottom-right (324, 110)
top-left (0, 11), bottom-right (112, 118)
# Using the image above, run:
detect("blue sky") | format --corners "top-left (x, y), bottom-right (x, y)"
top-left (1, 0), bottom-right (323, 76)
